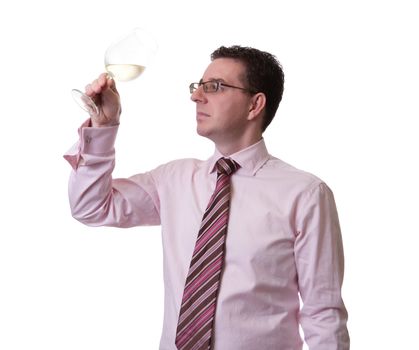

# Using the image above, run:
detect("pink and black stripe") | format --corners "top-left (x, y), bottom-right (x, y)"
top-left (175, 158), bottom-right (240, 350)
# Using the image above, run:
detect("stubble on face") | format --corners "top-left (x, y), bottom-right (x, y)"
top-left (194, 58), bottom-right (253, 146)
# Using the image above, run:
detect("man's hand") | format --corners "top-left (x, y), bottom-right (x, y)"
top-left (85, 73), bottom-right (121, 127)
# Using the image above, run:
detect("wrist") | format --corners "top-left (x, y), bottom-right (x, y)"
top-left (91, 119), bottom-right (120, 128)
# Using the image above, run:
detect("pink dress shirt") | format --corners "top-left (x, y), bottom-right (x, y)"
top-left (65, 121), bottom-right (349, 350)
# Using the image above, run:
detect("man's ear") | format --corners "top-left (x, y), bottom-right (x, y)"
top-left (248, 92), bottom-right (266, 121)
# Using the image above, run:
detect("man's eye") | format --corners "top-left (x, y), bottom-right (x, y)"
top-left (208, 82), bottom-right (218, 91)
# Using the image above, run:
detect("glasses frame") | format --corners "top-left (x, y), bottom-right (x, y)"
top-left (189, 80), bottom-right (257, 94)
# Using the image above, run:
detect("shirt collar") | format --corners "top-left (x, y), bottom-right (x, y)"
top-left (207, 139), bottom-right (270, 176)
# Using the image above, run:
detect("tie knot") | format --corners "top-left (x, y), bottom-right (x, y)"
top-left (216, 158), bottom-right (240, 176)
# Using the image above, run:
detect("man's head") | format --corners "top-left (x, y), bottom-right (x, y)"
top-left (211, 46), bottom-right (284, 132)
top-left (190, 46), bottom-right (284, 154)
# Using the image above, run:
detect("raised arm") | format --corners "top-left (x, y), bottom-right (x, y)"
top-left (64, 74), bottom-right (160, 228)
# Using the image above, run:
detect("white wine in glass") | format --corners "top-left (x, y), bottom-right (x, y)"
top-left (105, 64), bottom-right (146, 81)
top-left (72, 28), bottom-right (158, 114)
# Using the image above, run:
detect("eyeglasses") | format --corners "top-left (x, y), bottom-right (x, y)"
top-left (189, 80), bottom-right (256, 94)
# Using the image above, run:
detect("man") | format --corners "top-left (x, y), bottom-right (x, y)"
top-left (65, 46), bottom-right (350, 349)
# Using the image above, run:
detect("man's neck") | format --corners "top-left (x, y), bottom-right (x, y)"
top-left (215, 135), bottom-right (263, 156)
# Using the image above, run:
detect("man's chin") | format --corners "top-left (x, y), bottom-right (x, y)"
top-left (196, 126), bottom-right (214, 140)
top-left (196, 125), bottom-right (207, 137)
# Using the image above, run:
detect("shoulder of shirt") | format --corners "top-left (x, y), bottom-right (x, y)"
top-left (149, 158), bottom-right (207, 177)
top-left (263, 155), bottom-right (329, 193)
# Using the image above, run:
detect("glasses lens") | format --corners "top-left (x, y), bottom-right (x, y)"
top-left (189, 83), bottom-right (197, 93)
top-left (204, 81), bottom-right (219, 93)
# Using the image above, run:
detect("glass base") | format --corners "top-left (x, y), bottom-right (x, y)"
top-left (71, 89), bottom-right (99, 115)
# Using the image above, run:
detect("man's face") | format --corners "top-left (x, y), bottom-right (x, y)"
top-left (191, 58), bottom-right (254, 145)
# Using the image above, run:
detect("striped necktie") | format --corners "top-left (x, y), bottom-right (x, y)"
top-left (175, 157), bottom-right (240, 350)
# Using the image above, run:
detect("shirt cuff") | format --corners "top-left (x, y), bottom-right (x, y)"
top-left (63, 119), bottom-right (119, 170)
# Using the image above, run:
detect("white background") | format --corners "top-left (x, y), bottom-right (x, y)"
top-left (1, 0), bottom-right (418, 349)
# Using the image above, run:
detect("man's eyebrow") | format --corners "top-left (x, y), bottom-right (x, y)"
top-left (200, 77), bottom-right (225, 83)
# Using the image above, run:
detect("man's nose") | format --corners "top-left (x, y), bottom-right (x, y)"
top-left (191, 86), bottom-right (207, 103)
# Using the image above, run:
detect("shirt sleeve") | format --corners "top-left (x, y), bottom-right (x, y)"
top-left (294, 182), bottom-right (350, 349)
top-left (63, 121), bottom-right (161, 228)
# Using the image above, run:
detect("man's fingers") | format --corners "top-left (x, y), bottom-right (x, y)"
top-left (106, 75), bottom-right (118, 93)
top-left (93, 79), bottom-right (103, 94)
top-left (98, 73), bottom-right (108, 87)
top-left (85, 83), bottom-right (94, 97)
top-left (85, 73), bottom-right (118, 97)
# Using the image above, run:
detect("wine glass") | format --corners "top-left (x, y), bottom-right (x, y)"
top-left (72, 27), bottom-right (158, 115)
